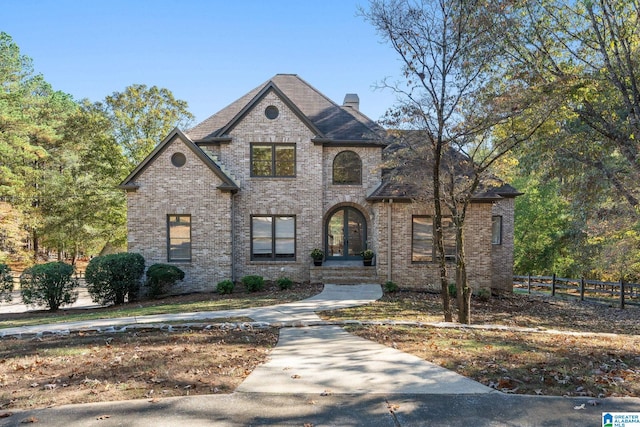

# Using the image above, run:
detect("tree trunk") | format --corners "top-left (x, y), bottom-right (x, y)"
top-left (32, 229), bottom-right (39, 262)
top-left (455, 224), bottom-right (471, 324)
top-left (433, 141), bottom-right (452, 322)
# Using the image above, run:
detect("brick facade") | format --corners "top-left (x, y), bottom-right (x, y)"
top-left (122, 75), bottom-right (516, 294)
top-left (125, 135), bottom-right (233, 293)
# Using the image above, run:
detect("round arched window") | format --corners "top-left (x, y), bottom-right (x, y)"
top-left (171, 152), bottom-right (186, 167)
top-left (333, 151), bottom-right (362, 185)
top-left (265, 105), bottom-right (279, 120)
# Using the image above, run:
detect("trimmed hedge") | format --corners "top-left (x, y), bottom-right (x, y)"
top-left (242, 275), bottom-right (264, 292)
top-left (216, 279), bottom-right (234, 295)
top-left (145, 263), bottom-right (185, 298)
top-left (20, 262), bottom-right (78, 311)
top-left (277, 277), bottom-right (293, 290)
top-left (85, 253), bottom-right (145, 305)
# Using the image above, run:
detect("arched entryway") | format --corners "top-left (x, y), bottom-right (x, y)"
top-left (325, 206), bottom-right (367, 260)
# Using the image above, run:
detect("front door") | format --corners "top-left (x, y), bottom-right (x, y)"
top-left (326, 207), bottom-right (366, 259)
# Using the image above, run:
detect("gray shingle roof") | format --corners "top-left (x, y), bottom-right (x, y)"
top-left (366, 138), bottom-right (522, 202)
top-left (186, 74), bottom-right (387, 143)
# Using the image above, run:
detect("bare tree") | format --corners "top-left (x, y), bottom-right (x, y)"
top-left (363, 0), bottom-right (558, 322)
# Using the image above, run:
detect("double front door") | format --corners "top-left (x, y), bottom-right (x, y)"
top-left (326, 207), bottom-right (366, 259)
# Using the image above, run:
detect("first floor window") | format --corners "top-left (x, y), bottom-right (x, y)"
top-left (492, 215), bottom-right (502, 245)
top-left (412, 215), bottom-right (456, 262)
top-left (251, 215), bottom-right (296, 260)
top-left (168, 214), bottom-right (191, 262)
top-left (412, 216), bottom-right (433, 262)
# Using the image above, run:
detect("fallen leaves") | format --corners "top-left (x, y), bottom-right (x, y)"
top-left (1, 327), bottom-right (278, 410)
top-left (349, 323), bottom-right (640, 397)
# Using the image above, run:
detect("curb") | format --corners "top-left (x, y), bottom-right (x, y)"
top-left (1, 318), bottom-right (625, 340)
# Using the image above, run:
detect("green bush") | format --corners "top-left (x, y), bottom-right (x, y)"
top-left (0, 263), bottom-right (14, 303)
top-left (448, 283), bottom-right (457, 298)
top-left (145, 263), bottom-right (185, 298)
top-left (277, 277), bottom-right (293, 290)
top-left (383, 280), bottom-right (399, 293)
top-left (85, 253), bottom-right (145, 305)
top-left (476, 288), bottom-right (491, 302)
top-left (242, 275), bottom-right (264, 292)
top-left (216, 279), bottom-right (234, 295)
top-left (20, 262), bottom-right (78, 311)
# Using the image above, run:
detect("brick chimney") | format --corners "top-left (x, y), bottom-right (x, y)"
top-left (343, 93), bottom-right (359, 111)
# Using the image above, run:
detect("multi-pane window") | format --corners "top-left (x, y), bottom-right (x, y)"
top-left (412, 216), bottom-right (433, 262)
top-left (492, 215), bottom-right (502, 245)
top-left (167, 214), bottom-right (191, 262)
top-left (251, 215), bottom-right (296, 260)
top-left (412, 216), bottom-right (456, 262)
top-left (333, 150), bottom-right (362, 184)
top-left (250, 144), bottom-right (295, 177)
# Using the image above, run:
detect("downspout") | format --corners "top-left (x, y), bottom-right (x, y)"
top-left (387, 199), bottom-right (392, 282)
top-left (230, 193), bottom-right (236, 283)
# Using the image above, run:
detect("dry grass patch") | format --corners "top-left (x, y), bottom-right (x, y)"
top-left (321, 290), bottom-right (640, 335)
top-left (347, 325), bottom-right (640, 397)
top-left (0, 327), bottom-right (277, 410)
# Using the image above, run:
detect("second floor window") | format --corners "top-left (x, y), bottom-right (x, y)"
top-left (333, 150), bottom-right (362, 184)
top-left (492, 215), bottom-right (502, 245)
top-left (251, 143), bottom-right (295, 177)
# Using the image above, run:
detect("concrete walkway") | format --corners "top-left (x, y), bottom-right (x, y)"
top-left (2, 284), bottom-right (639, 426)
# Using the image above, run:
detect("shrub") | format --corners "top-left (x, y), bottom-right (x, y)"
top-left (85, 253), bottom-right (145, 305)
top-left (476, 288), bottom-right (491, 302)
top-left (0, 263), bottom-right (14, 303)
top-left (145, 263), bottom-right (185, 298)
top-left (448, 283), bottom-right (457, 298)
top-left (216, 279), bottom-right (234, 295)
top-left (277, 277), bottom-right (293, 290)
top-left (20, 262), bottom-right (78, 311)
top-left (383, 280), bottom-right (399, 293)
top-left (242, 275), bottom-right (264, 292)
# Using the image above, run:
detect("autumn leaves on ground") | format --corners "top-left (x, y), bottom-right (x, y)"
top-left (1, 284), bottom-right (639, 411)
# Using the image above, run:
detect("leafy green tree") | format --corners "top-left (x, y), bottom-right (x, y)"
top-left (39, 101), bottom-right (128, 261)
top-left (0, 32), bottom-right (77, 260)
top-left (494, 0), bottom-right (640, 280)
top-left (102, 84), bottom-right (194, 168)
top-left (512, 176), bottom-right (573, 276)
top-left (20, 262), bottom-right (78, 311)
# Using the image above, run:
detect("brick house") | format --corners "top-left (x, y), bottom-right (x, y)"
top-left (119, 74), bottom-right (518, 294)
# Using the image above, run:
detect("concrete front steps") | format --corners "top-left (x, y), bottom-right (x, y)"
top-left (310, 260), bottom-right (379, 285)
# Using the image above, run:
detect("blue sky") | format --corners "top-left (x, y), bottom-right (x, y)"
top-left (3, 0), bottom-right (402, 124)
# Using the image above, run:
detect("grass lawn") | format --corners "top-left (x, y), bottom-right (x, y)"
top-left (0, 283), bottom-right (324, 329)
top-left (1, 283), bottom-right (638, 411)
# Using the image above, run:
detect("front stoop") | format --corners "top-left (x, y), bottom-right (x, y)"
top-left (310, 261), bottom-right (379, 285)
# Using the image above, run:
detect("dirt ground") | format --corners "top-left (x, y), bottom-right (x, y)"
top-left (1, 285), bottom-right (638, 410)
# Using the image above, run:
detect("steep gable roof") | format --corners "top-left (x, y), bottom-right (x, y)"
top-left (186, 74), bottom-right (387, 144)
top-left (118, 128), bottom-right (239, 192)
